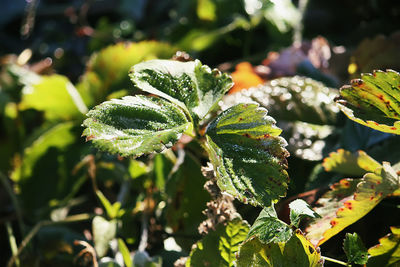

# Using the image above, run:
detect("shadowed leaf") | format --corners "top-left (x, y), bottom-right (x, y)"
top-left (187, 217), bottom-right (249, 267)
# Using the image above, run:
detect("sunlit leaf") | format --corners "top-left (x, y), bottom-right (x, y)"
top-left (236, 233), bottom-right (322, 267)
top-left (78, 41), bottom-right (177, 107)
top-left (305, 179), bottom-right (359, 246)
top-left (20, 75), bottom-right (86, 120)
top-left (335, 70), bottom-right (400, 135)
top-left (93, 216), bottom-right (117, 258)
top-left (82, 95), bottom-right (193, 157)
top-left (197, 0), bottom-right (217, 21)
top-left (323, 149), bottom-right (381, 176)
top-left (118, 238), bottom-right (133, 267)
top-left (229, 62), bottom-right (264, 94)
top-left (289, 199), bottom-right (321, 228)
top-left (343, 232), bottom-right (368, 265)
top-left (309, 163), bottom-right (400, 246)
top-left (222, 76), bottom-right (339, 125)
top-left (187, 217), bottom-right (249, 267)
top-left (247, 206), bottom-right (292, 244)
top-left (205, 103), bottom-right (289, 207)
top-left (129, 59), bottom-right (233, 123)
top-left (368, 226), bottom-right (400, 266)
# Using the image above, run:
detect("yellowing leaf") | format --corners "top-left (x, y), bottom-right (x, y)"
top-left (309, 163), bottom-right (400, 246)
top-left (368, 227), bottom-right (400, 266)
top-left (229, 62), bottom-right (264, 94)
top-left (236, 233), bottom-right (322, 267)
top-left (335, 70), bottom-right (400, 135)
top-left (323, 149), bottom-right (381, 176)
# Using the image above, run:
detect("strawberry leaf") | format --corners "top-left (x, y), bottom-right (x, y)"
top-left (335, 70), bottom-right (400, 134)
top-left (82, 95), bottom-right (193, 157)
top-left (205, 103), bottom-right (289, 207)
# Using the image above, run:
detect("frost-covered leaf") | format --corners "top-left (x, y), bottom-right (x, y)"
top-left (93, 216), bottom-right (117, 258)
top-left (129, 59), bottom-right (233, 123)
top-left (308, 163), bottom-right (400, 246)
top-left (205, 103), bottom-right (289, 207)
top-left (82, 95), bottom-right (193, 157)
top-left (368, 227), bottom-right (400, 266)
top-left (222, 76), bottom-right (339, 125)
top-left (335, 70), bottom-right (400, 134)
top-left (20, 75), bottom-right (87, 120)
top-left (247, 206), bottom-right (292, 244)
top-left (236, 233), bottom-right (322, 267)
top-left (78, 41), bottom-right (176, 107)
top-left (323, 149), bottom-right (381, 176)
top-left (289, 199), bottom-right (321, 228)
top-left (343, 233), bottom-right (368, 265)
top-left (187, 217), bottom-right (249, 267)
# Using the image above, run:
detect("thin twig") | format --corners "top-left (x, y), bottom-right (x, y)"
top-left (322, 256), bottom-right (350, 266)
top-left (0, 172), bottom-right (25, 236)
top-left (7, 214), bottom-right (91, 267)
top-left (6, 222), bottom-right (20, 267)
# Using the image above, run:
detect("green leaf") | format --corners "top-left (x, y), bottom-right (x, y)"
top-left (118, 238), bottom-right (133, 267)
top-left (93, 216), bottom-right (117, 258)
top-left (307, 163), bottom-right (400, 246)
top-left (82, 95), bottom-right (193, 157)
top-left (128, 159), bottom-right (149, 179)
top-left (77, 41), bottom-right (177, 107)
top-left (343, 233), bottom-right (368, 265)
top-left (197, 0), bottom-right (217, 21)
top-left (20, 74), bottom-right (87, 120)
top-left (165, 153), bottom-right (210, 250)
top-left (368, 227), bottom-right (400, 266)
top-left (247, 207), bottom-right (293, 244)
top-left (323, 149), bottom-right (381, 176)
top-left (96, 190), bottom-right (121, 219)
top-left (222, 76), bottom-right (339, 125)
top-left (187, 217), bottom-right (249, 267)
top-left (335, 70), bottom-right (400, 135)
top-left (10, 122), bottom-right (84, 216)
top-left (289, 199), bottom-right (321, 228)
top-left (129, 59), bottom-right (233, 122)
top-left (236, 233), bottom-right (322, 267)
top-left (205, 103), bottom-right (289, 207)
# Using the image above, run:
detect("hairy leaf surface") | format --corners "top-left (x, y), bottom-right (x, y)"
top-left (187, 217), bottom-right (249, 267)
top-left (205, 103), bottom-right (289, 207)
top-left (289, 199), bottom-right (321, 228)
top-left (130, 59), bottom-right (233, 122)
top-left (247, 207), bottom-right (292, 244)
top-left (368, 227), bottom-right (400, 266)
top-left (82, 95), bottom-right (192, 157)
top-left (236, 233), bottom-right (322, 267)
top-left (343, 233), bottom-right (368, 265)
top-left (335, 70), bottom-right (400, 134)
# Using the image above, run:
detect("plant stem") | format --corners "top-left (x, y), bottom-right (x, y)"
top-left (0, 171), bottom-right (25, 236)
top-left (7, 213), bottom-right (91, 267)
top-left (6, 222), bottom-right (20, 267)
top-left (322, 256), bottom-right (350, 266)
